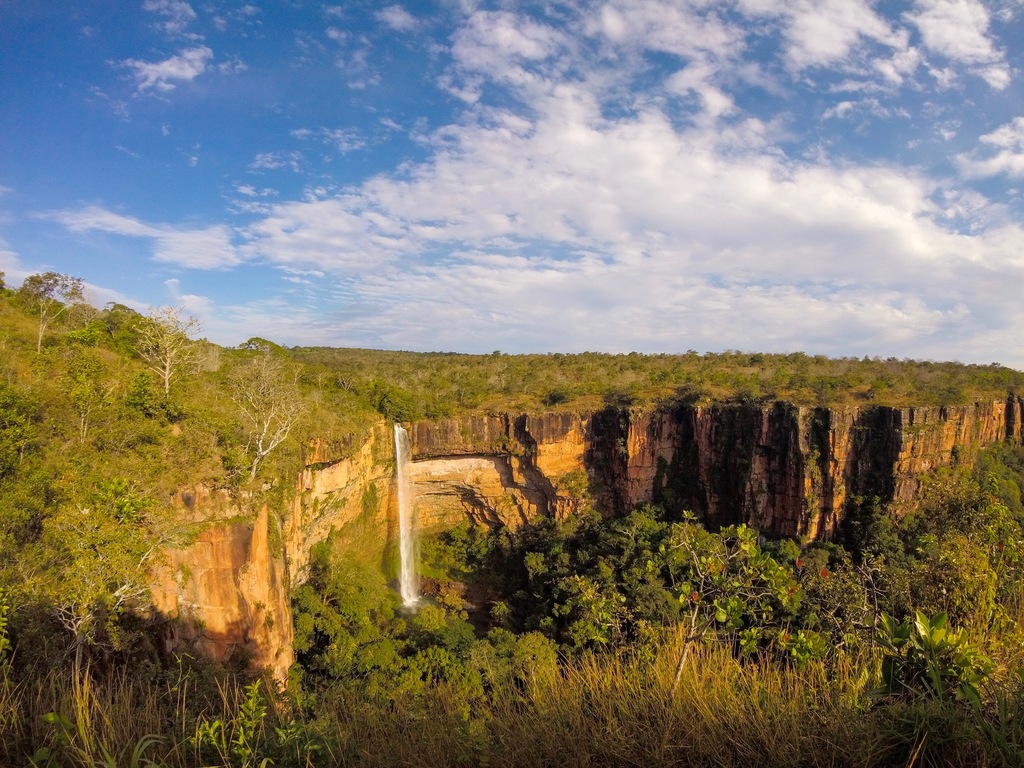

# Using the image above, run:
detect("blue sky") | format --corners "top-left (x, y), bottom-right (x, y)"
top-left (2, 1), bottom-right (1024, 365)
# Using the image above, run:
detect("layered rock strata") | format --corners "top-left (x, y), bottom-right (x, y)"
top-left (410, 398), bottom-right (1024, 540)
top-left (152, 397), bottom-right (1024, 679)
top-left (151, 424), bottom-right (397, 680)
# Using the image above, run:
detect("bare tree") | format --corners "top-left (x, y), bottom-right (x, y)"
top-left (230, 354), bottom-right (305, 482)
top-left (135, 306), bottom-right (201, 397)
top-left (19, 272), bottom-right (85, 353)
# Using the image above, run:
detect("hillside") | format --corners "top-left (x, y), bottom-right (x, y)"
top-left (5, 274), bottom-right (1024, 766)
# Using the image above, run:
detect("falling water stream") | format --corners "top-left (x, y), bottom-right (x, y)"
top-left (394, 423), bottom-right (419, 607)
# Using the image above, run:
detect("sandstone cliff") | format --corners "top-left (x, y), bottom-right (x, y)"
top-left (409, 398), bottom-right (1024, 540)
top-left (151, 397), bottom-right (1024, 679)
top-left (150, 502), bottom-right (293, 680)
top-left (151, 423), bottom-right (397, 680)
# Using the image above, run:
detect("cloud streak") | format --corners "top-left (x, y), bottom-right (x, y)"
top-left (48, 207), bottom-right (241, 269)
top-left (122, 46), bottom-right (212, 92)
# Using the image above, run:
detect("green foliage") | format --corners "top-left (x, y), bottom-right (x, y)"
top-left (365, 379), bottom-right (419, 421)
top-left (193, 681), bottom-right (269, 768)
top-left (291, 346), bottom-right (1024, 415)
top-left (0, 382), bottom-right (37, 478)
top-left (876, 611), bottom-right (994, 706)
top-left (4, 273), bottom-right (1024, 765)
top-left (125, 373), bottom-right (162, 419)
top-left (0, 587), bottom-right (10, 663)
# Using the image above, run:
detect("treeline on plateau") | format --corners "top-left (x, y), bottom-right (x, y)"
top-left (4, 270), bottom-right (1024, 766)
top-left (291, 344), bottom-right (1024, 419)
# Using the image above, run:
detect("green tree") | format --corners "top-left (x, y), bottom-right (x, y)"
top-left (18, 272), bottom-right (84, 353)
top-left (61, 349), bottom-right (113, 440)
top-left (31, 485), bottom-right (166, 667)
top-left (0, 382), bottom-right (36, 478)
top-left (667, 518), bottom-right (801, 692)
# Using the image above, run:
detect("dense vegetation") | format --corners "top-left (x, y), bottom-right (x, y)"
top-left (4, 271), bottom-right (1024, 766)
top-left (292, 344), bottom-right (1024, 418)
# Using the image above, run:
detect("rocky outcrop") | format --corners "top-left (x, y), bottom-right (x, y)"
top-left (410, 413), bottom-right (590, 527)
top-left (152, 424), bottom-right (398, 680)
top-left (151, 396), bottom-right (1024, 680)
top-left (286, 425), bottom-right (396, 582)
top-left (409, 397), bottom-right (1024, 541)
top-left (151, 504), bottom-right (293, 681)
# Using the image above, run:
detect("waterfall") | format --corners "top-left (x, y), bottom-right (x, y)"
top-left (394, 423), bottom-right (419, 607)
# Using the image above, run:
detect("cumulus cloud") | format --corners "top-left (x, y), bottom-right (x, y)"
top-left (122, 46), bottom-right (213, 92)
top-left (376, 5), bottom-right (418, 33)
top-left (739, 0), bottom-right (904, 71)
top-left (142, 0), bottom-right (198, 38)
top-left (31, 1), bottom-right (1023, 363)
top-left (957, 117), bottom-right (1024, 178)
top-left (587, 0), bottom-right (744, 60)
top-left (446, 10), bottom-right (570, 100)
top-left (905, 0), bottom-right (1011, 88)
top-left (222, 2), bottom-right (1024, 364)
top-left (47, 206), bottom-right (241, 269)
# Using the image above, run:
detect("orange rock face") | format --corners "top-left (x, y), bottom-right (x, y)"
top-left (410, 398), bottom-right (1024, 540)
top-left (150, 504), bottom-right (293, 681)
top-left (151, 424), bottom-right (397, 682)
top-left (151, 398), bottom-right (1024, 680)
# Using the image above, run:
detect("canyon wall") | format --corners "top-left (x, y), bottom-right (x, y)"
top-left (151, 502), bottom-right (293, 680)
top-left (151, 397), bottom-right (1024, 679)
top-left (410, 398), bottom-right (1024, 540)
top-left (150, 423), bottom-right (397, 680)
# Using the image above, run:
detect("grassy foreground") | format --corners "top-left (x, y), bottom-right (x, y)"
top-left (3, 637), bottom-right (1023, 768)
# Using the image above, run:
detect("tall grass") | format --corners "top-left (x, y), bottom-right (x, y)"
top-left (305, 637), bottom-right (1022, 768)
top-left (1, 637), bottom-right (1022, 767)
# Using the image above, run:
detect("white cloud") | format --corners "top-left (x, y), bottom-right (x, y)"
top-left (236, 184), bottom-right (277, 198)
top-left (217, 56), bottom-right (248, 75)
top-left (142, 0), bottom-right (198, 38)
top-left (980, 117), bottom-right (1024, 150)
top-left (447, 10), bottom-right (570, 99)
top-left (291, 127), bottom-right (365, 154)
top-left (823, 100), bottom-right (856, 119)
top-left (821, 97), bottom-right (908, 122)
top-left (122, 46), bottom-right (213, 93)
top-left (737, 0), bottom-right (904, 71)
top-left (249, 151), bottom-right (304, 172)
top-left (587, 1), bottom-right (744, 60)
top-left (46, 206), bottom-right (241, 269)
top-left (666, 62), bottom-right (735, 121)
top-left (223, 4), bottom-right (1024, 363)
top-left (0, 239), bottom-right (29, 285)
top-left (27, 1), bottom-right (1024, 364)
top-left (153, 227), bottom-right (239, 269)
top-left (164, 278), bottom-right (213, 317)
top-left (376, 5), bottom-right (418, 33)
top-left (906, 0), bottom-right (1011, 88)
top-left (957, 117), bottom-right (1024, 178)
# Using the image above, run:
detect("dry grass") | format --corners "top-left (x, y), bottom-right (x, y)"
top-left (1, 637), bottom-right (1021, 768)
